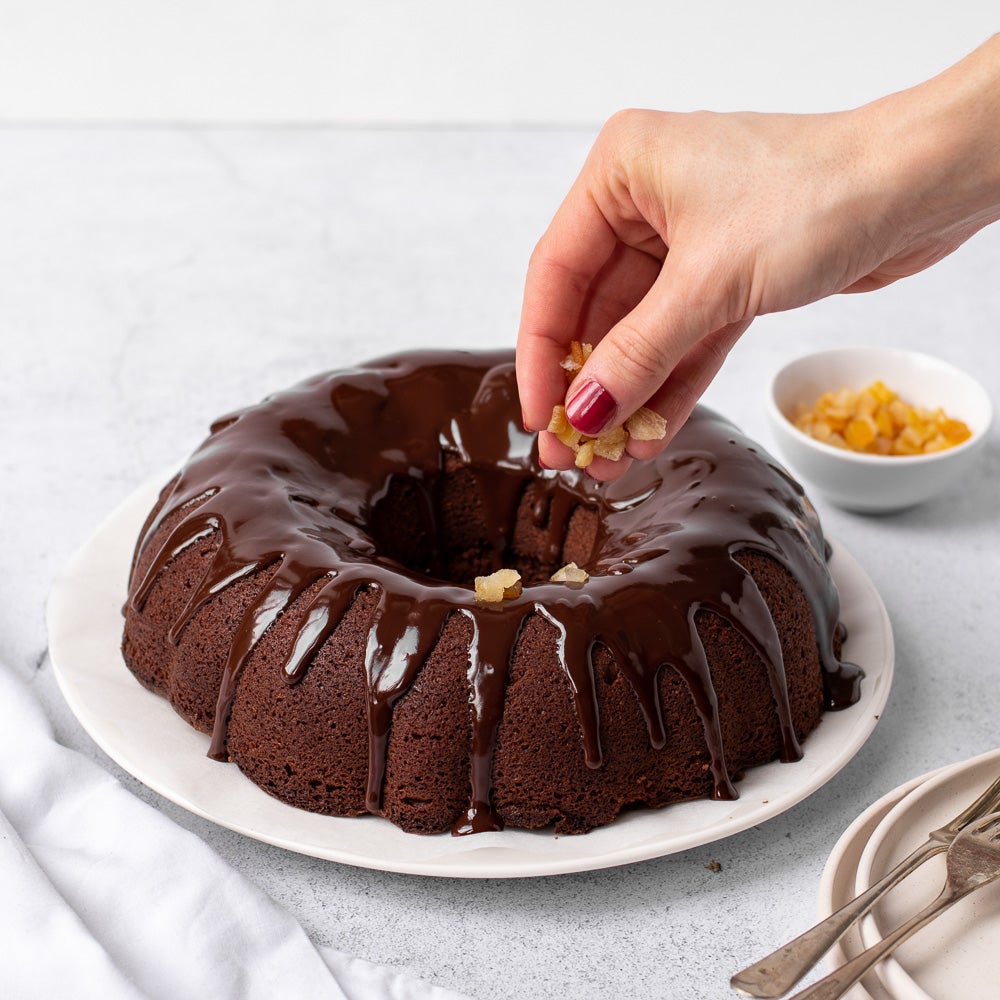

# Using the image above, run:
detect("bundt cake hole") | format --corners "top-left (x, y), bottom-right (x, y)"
top-left (367, 458), bottom-right (601, 588)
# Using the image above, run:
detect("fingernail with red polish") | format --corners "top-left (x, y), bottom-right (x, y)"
top-left (565, 379), bottom-right (618, 436)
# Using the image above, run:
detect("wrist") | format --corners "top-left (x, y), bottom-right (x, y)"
top-left (859, 35), bottom-right (1000, 242)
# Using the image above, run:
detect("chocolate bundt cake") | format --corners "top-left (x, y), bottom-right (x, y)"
top-left (121, 349), bottom-right (861, 836)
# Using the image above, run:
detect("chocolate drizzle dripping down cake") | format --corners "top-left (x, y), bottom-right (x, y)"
top-left (122, 349), bottom-right (862, 835)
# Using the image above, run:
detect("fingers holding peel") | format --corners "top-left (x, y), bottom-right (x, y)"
top-left (529, 246), bottom-right (752, 478)
top-left (536, 421), bottom-right (635, 481)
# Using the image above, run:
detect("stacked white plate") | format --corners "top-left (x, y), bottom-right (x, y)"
top-left (818, 747), bottom-right (1000, 999)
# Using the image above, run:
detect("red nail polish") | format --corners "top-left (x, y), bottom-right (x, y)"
top-left (566, 379), bottom-right (618, 436)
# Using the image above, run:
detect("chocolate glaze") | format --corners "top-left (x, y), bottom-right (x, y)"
top-left (126, 349), bottom-right (862, 835)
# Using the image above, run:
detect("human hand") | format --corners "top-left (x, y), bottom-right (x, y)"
top-left (516, 38), bottom-right (1000, 480)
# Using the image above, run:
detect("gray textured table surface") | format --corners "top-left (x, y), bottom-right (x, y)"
top-left (4, 127), bottom-right (999, 999)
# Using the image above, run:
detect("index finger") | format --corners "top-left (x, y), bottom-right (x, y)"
top-left (515, 184), bottom-right (619, 431)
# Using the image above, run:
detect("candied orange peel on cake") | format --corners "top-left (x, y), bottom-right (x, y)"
top-left (549, 562), bottom-right (589, 584)
top-left (474, 568), bottom-right (523, 603)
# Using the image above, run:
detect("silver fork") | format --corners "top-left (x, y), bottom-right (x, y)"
top-left (731, 768), bottom-right (1000, 997)
top-left (787, 809), bottom-right (1000, 1000)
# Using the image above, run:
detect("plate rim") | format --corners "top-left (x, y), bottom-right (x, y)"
top-left (48, 469), bottom-right (895, 878)
top-left (853, 746), bottom-right (1000, 999)
top-left (816, 770), bottom-right (935, 1000)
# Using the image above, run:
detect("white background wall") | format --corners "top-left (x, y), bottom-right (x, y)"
top-left (0, 1), bottom-right (996, 125)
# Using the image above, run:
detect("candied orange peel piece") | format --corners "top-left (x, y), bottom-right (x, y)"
top-left (550, 561), bottom-right (589, 584)
top-left (625, 406), bottom-right (668, 442)
top-left (560, 339), bottom-right (593, 378)
top-left (546, 341), bottom-right (667, 468)
top-left (474, 568), bottom-right (523, 604)
top-left (793, 380), bottom-right (972, 456)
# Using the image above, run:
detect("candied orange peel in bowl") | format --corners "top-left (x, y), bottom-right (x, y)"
top-left (793, 380), bottom-right (972, 456)
top-left (547, 341), bottom-right (667, 468)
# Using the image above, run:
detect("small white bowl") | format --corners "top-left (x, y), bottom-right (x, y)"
top-left (768, 347), bottom-right (993, 513)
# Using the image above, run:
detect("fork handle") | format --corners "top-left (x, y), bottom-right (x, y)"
top-left (730, 838), bottom-right (944, 998)
top-left (788, 881), bottom-right (981, 1000)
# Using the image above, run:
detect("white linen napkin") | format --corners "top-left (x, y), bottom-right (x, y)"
top-left (0, 662), bottom-right (469, 1000)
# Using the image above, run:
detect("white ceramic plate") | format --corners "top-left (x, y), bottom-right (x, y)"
top-left (48, 472), bottom-right (894, 878)
top-left (817, 768), bottom-right (948, 1000)
top-left (853, 748), bottom-right (1000, 999)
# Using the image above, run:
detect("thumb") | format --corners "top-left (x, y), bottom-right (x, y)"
top-left (563, 255), bottom-right (726, 437)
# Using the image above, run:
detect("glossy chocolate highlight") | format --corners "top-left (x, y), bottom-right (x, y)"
top-left (125, 349), bottom-right (862, 834)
